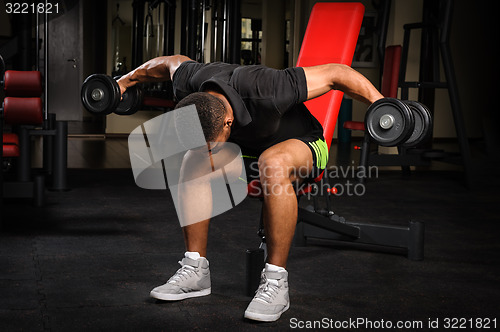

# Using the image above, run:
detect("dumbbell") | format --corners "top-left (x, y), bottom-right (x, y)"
top-left (81, 74), bottom-right (141, 116)
top-left (81, 74), bottom-right (175, 116)
top-left (364, 97), bottom-right (432, 147)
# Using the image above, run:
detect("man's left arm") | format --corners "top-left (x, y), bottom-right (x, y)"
top-left (302, 63), bottom-right (384, 104)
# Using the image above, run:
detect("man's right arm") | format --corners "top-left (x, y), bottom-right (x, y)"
top-left (116, 55), bottom-right (192, 95)
top-left (303, 63), bottom-right (384, 105)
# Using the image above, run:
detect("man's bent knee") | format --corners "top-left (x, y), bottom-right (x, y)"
top-left (258, 152), bottom-right (296, 196)
top-left (258, 152), bottom-right (292, 182)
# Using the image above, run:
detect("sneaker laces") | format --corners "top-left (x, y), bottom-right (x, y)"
top-left (254, 274), bottom-right (280, 304)
top-left (167, 261), bottom-right (198, 284)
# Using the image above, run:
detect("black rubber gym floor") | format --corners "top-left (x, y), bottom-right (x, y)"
top-left (1, 163), bottom-right (499, 331)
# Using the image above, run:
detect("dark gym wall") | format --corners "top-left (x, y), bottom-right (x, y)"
top-left (82, 0), bottom-right (108, 120)
top-left (11, 13), bottom-right (32, 70)
top-left (46, 0), bottom-right (107, 122)
top-left (450, 0), bottom-right (497, 142)
top-left (0, 3), bottom-right (11, 36)
top-left (47, 2), bottom-right (84, 121)
top-left (82, 0), bottom-right (108, 78)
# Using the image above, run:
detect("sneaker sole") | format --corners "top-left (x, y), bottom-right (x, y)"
top-left (244, 302), bottom-right (290, 322)
top-left (150, 288), bottom-right (211, 301)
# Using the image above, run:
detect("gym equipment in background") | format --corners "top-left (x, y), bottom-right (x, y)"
top-left (1, 54), bottom-right (69, 227)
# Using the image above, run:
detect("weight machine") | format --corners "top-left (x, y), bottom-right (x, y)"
top-left (131, 0), bottom-right (241, 67)
top-left (399, 0), bottom-right (473, 188)
top-left (345, 0), bottom-right (472, 187)
top-left (0, 7), bottom-right (69, 229)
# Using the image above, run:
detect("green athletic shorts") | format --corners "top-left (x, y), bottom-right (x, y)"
top-left (242, 136), bottom-right (329, 183)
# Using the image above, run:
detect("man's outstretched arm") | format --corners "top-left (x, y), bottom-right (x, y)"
top-left (116, 55), bottom-right (192, 95)
top-left (303, 63), bottom-right (384, 104)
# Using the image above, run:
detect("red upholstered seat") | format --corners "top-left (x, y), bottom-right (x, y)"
top-left (2, 133), bottom-right (20, 157)
top-left (246, 3), bottom-right (365, 198)
top-left (343, 120), bottom-right (366, 131)
top-left (2, 145), bottom-right (19, 158)
top-left (4, 70), bottom-right (43, 97)
top-left (297, 2), bottom-right (364, 150)
top-left (3, 133), bottom-right (19, 146)
top-left (3, 97), bottom-right (43, 125)
top-left (1, 96), bottom-right (43, 160)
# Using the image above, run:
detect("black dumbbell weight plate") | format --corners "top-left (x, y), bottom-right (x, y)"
top-left (402, 101), bottom-right (432, 147)
top-left (81, 74), bottom-right (120, 115)
top-left (365, 98), bottom-right (415, 147)
top-left (114, 85), bottom-right (143, 116)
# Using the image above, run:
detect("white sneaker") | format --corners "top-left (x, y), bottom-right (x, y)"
top-left (244, 270), bottom-right (290, 322)
top-left (150, 257), bottom-right (211, 301)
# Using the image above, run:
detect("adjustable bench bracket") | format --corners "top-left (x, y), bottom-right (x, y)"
top-left (295, 207), bottom-right (425, 261)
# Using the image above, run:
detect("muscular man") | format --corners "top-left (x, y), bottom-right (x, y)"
top-left (118, 55), bottom-right (383, 322)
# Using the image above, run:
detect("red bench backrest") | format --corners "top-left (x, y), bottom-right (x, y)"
top-left (296, 2), bottom-right (365, 149)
